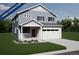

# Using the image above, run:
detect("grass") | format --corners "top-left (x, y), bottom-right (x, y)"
top-left (0, 33), bottom-right (65, 55)
top-left (63, 32), bottom-right (79, 41)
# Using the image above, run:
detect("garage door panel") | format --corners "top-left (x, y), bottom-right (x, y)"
top-left (42, 28), bottom-right (61, 40)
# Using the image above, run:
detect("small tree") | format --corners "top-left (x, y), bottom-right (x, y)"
top-left (3, 20), bottom-right (12, 32)
top-left (61, 17), bottom-right (79, 32)
top-left (0, 19), bottom-right (12, 33)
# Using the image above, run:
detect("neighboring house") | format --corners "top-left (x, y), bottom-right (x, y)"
top-left (12, 4), bottom-right (62, 41)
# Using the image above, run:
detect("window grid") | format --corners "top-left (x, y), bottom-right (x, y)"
top-left (37, 16), bottom-right (44, 21)
top-left (42, 29), bottom-right (58, 31)
top-left (48, 17), bottom-right (54, 21)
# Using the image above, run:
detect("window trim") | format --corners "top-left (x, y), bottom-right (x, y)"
top-left (54, 29), bottom-right (58, 31)
top-left (48, 17), bottom-right (54, 21)
top-left (24, 14), bottom-right (31, 18)
top-left (42, 29), bottom-right (46, 31)
top-left (42, 29), bottom-right (58, 31)
top-left (23, 27), bottom-right (30, 33)
top-left (37, 16), bottom-right (44, 21)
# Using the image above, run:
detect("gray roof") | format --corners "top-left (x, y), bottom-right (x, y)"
top-left (42, 23), bottom-right (63, 27)
top-left (42, 23), bottom-right (57, 25)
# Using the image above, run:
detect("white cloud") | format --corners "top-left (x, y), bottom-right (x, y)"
top-left (0, 4), bottom-right (10, 10)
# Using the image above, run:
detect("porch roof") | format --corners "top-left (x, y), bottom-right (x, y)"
top-left (21, 19), bottom-right (43, 27)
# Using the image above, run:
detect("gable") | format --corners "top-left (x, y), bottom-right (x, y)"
top-left (30, 6), bottom-right (48, 12)
top-left (13, 4), bottom-right (57, 21)
top-left (22, 20), bottom-right (42, 27)
top-left (17, 4), bottom-right (56, 17)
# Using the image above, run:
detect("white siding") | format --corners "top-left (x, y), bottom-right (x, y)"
top-left (31, 6), bottom-right (48, 12)
top-left (12, 5), bottom-right (62, 41)
top-left (18, 7), bottom-right (56, 25)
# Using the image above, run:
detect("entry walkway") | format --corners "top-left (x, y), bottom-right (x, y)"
top-left (33, 39), bottom-right (79, 55)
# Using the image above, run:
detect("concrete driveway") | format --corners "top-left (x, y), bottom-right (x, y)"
top-left (49, 39), bottom-right (79, 51)
top-left (33, 39), bottom-right (79, 55)
top-left (57, 50), bottom-right (79, 55)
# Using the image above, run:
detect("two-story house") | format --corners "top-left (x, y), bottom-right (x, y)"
top-left (12, 4), bottom-right (62, 42)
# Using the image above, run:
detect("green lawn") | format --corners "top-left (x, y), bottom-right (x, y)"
top-left (0, 33), bottom-right (65, 55)
top-left (63, 32), bottom-right (79, 41)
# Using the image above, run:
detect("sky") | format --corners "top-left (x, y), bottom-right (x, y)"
top-left (0, 3), bottom-right (79, 20)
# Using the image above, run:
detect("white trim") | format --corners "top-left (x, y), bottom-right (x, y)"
top-left (39, 4), bottom-right (57, 17)
top-left (21, 19), bottom-right (43, 26)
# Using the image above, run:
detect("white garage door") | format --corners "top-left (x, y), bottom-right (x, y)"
top-left (42, 28), bottom-right (61, 40)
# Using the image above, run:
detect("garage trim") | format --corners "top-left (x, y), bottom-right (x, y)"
top-left (42, 29), bottom-right (59, 31)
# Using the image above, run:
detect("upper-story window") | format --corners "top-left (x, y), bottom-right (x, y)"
top-left (48, 17), bottom-right (54, 22)
top-left (37, 16), bottom-right (44, 21)
top-left (24, 14), bottom-right (31, 18)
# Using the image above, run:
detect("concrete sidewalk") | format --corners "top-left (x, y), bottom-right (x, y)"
top-left (33, 39), bottom-right (79, 55)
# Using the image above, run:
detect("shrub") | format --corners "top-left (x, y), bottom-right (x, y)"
top-left (19, 40), bottom-right (22, 43)
top-left (24, 40), bottom-right (27, 42)
top-left (28, 41), bottom-right (31, 43)
top-left (31, 40), bottom-right (34, 41)
top-left (16, 39), bottom-right (19, 42)
top-left (34, 40), bottom-right (38, 43)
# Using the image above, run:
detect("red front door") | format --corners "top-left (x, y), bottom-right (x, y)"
top-left (32, 29), bottom-right (36, 37)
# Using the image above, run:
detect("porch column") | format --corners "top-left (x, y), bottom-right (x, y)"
top-left (40, 26), bottom-right (43, 41)
top-left (20, 26), bottom-right (23, 40)
top-left (38, 26), bottom-right (43, 41)
top-left (21, 26), bottom-right (23, 33)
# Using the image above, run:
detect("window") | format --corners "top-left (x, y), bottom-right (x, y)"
top-left (42, 29), bottom-right (58, 31)
top-left (42, 29), bottom-right (46, 31)
top-left (24, 14), bottom-right (30, 18)
top-left (54, 29), bottom-right (58, 31)
top-left (47, 29), bottom-right (50, 31)
top-left (51, 29), bottom-right (58, 31)
top-left (51, 29), bottom-right (54, 31)
top-left (23, 27), bottom-right (30, 33)
top-left (37, 16), bottom-right (44, 21)
top-left (48, 17), bottom-right (54, 21)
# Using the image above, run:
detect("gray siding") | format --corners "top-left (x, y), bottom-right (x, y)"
top-left (18, 10), bottom-right (57, 25)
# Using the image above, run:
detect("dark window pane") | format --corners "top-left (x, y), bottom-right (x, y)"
top-left (23, 27), bottom-right (30, 33)
top-left (48, 17), bottom-right (54, 21)
top-left (37, 16), bottom-right (44, 21)
top-left (51, 29), bottom-right (54, 31)
top-left (47, 29), bottom-right (50, 31)
top-left (42, 29), bottom-right (46, 31)
top-left (54, 29), bottom-right (58, 31)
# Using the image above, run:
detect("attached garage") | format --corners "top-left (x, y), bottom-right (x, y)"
top-left (42, 27), bottom-right (62, 40)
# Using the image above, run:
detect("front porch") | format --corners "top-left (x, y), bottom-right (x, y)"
top-left (18, 20), bottom-right (43, 41)
top-left (19, 26), bottom-right (42, 41)
top-left (22, 27), bottom-right (40, 40)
